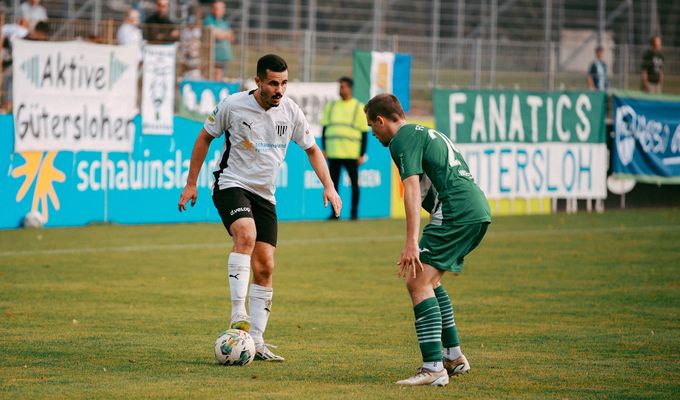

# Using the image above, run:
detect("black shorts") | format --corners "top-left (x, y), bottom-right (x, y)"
top-left (212, 187), bottom-right (278, 247)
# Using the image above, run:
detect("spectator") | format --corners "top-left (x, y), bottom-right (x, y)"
top-left (203, 0), bottom-right (234, 81)
top-left (2, 17), bottom-right (30, 111)
top-left (641, 35), bottom-right (664, 94)
top-left (321, 77), bottom-right (369, 221)
top-left (180, 4), bottom-right (203, 79)
top-left (19, 0), bottom-right (47, 31)
top-left (587, 46), bottom-right (608, 92)
top-left (145, 0), bottom-right (178, 43)
top-left (2, 16), bottom-right (29, 41)
top-left (117, 8), bottom-right (144, 61)
top-left (26, 20), bottom-right (49, 41)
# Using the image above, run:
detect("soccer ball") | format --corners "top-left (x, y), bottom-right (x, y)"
top-left (22, 211), bottom-right (44, 228)
top-left (214, 329), bottom-right (256, 366)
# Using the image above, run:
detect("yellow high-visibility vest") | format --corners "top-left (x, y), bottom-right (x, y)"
top-left (321, 98), bottom-right (368, 159)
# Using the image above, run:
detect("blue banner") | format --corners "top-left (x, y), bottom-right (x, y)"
top-left (612, 95), bottom-right (680, 183)
top-left (177, 80), bottom-right (241, 121)
top-left (1, 114), bottom-right (391, 228)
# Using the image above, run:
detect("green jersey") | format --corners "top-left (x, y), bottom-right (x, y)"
top-left (389, 124), bottom-right (491, 225)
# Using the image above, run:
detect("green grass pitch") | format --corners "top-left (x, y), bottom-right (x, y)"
top-left (1, 209), bottom-right (679, 399)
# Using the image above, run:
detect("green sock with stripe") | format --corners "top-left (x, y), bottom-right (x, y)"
top-left (413, 297), bottom-right (443, 362)
top-left (435, 285), bottom-right (460, 349)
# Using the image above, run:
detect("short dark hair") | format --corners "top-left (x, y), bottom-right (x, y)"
top-left (33, 21), bottom-right (50, 36)
top-left (338, 76), bottom-right (353, 87)
top-left (595, 46), bottom-right (603, 53)
top-left (364, 94), bottom-right (405, 122)
top-left (256, 54), bottom-right (288, 79)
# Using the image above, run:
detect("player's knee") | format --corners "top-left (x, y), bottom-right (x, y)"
top-left (232, 231), bottom-right (256, 253)
top-left (252, 261), bottom-right (274, 283)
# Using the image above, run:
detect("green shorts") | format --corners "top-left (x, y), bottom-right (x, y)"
top-left (418, 222), bottom-right (489, 273)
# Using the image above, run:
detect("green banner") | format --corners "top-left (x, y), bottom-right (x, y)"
top-left (433, 89), bottom-right (606, 144)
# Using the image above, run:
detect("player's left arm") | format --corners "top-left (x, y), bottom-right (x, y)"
top-left (305, 144), bottom-right (342, 217)
top-left (400, 175), bottom-right (423, 279)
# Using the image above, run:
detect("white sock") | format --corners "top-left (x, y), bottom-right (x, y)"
top-left (227, 252), bottom-right (251, 320)
top-left (422, 361), bottom-right (444, 371)
top-left (444, 346), bottom-right (463, 360)
top-left (249, 283), bottom-right (273, 346)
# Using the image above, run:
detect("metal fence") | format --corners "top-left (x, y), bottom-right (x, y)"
top-left (1, 0), bottom-right (679, 114)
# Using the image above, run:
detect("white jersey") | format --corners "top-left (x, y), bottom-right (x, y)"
top-left (204, 90), bottom-right (315, 204)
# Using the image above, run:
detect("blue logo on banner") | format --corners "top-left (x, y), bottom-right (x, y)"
top-left (612, 95), bottom-right (680, 182)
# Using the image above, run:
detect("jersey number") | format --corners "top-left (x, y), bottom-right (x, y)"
top-left (427, 129), bottom-right (461, 168)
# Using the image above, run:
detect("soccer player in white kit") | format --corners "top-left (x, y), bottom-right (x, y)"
top-left (178, 54), bottom-right (342, 361)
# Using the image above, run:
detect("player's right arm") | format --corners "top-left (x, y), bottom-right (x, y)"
top-left (178, 128), bottom-right (215, 212)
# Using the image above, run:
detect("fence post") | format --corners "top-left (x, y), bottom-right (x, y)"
top-left (489, 0), bottom-right (497, 87)
top-left (302, 30), bottom-right (312, 82)
top-left (238, 0), bottom-right (250, 83)
top-left (472, 38), bottom-right (481, 89)
top-left (106, 19), bottom-right (113, 44)
top-left (430, 0), bottom-right (440, 88)
top-left (622, 44), bottom-right (629, 90)
top-left (207, 27), bottom-right (215, 81)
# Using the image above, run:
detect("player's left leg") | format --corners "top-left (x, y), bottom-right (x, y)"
top-left (395, 263), bottom-right (449, 386)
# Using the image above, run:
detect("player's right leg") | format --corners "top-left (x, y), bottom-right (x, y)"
top-left (395, 263), bottom-right (449, 386)
top-left (212, 187), bottom-right (258, 332)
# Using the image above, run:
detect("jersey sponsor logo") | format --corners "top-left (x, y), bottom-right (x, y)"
top-left (243, 121), bottom-right (254, 130)
top-left (275, 122), bottom-right (288, 137)
top-left (240, 139), bottom-right (255, 151)
top-left (229, 206), bottom-right (251, 216)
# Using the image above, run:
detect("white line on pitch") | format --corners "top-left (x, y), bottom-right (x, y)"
top-left (0, 224), bottom-right (678, 257)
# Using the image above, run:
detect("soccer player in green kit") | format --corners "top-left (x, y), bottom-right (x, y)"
top-left (364, 94), bottom-right (491, 386)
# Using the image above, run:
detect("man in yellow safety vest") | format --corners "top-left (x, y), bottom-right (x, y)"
top-left (321, 77), bottom-right (369, 220)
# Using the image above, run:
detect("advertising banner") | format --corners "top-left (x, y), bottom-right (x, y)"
top-left (177, 79), bottom-right (240, 121)
top-left (285, 82), bottom-right (338, 137)
top-left (141, 44), bottom-right (176, 135)
top-left (12, 39), bottom-right (139, 152)
top-left (434, 90), bottom-right (607, 199)
top-left (1, 115), bottom-right (391, 228)
top-left (612, 94), bottom-right (680, 183)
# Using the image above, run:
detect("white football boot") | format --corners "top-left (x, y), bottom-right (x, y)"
top-left (230, 313), bottom-right (251, 332)
top-left (254, 343), bottom-right (285, 362)
top-left (444, 355), bottom-right (471, 376)
top-left (395, 367), bottom-right (449, 386)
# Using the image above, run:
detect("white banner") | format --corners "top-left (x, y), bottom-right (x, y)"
top-left (285, 82), bottom-right (338, 137)
top-left (460, 143), bottom-right (608, 199)
top-left (12, 40), bottom-right (139, 152)
top-left (142, 44), bottom-right (176, 135)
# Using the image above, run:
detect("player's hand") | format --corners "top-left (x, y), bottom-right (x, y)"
top-left (398, 242), bottom-right (423, 279)
top-left (323, 186), bottom-right (342, 217)
top-left (358, 155), bottom-right (367, 166)
top-left (178, 184), bottom-right (197, 212)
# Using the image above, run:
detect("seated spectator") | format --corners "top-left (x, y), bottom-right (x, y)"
top-left (26, 20), bottom-right (49, 41)
top-left (2, 17), bottom-right (30, 111)
top-left (117, 8), bottom-right (144, 61)
top-left (19, 0), bottom-right (47, 31)
top-left (145, 0), bottom-right (179, 43)
top-left (203, 1), bottom-right (234, 81)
